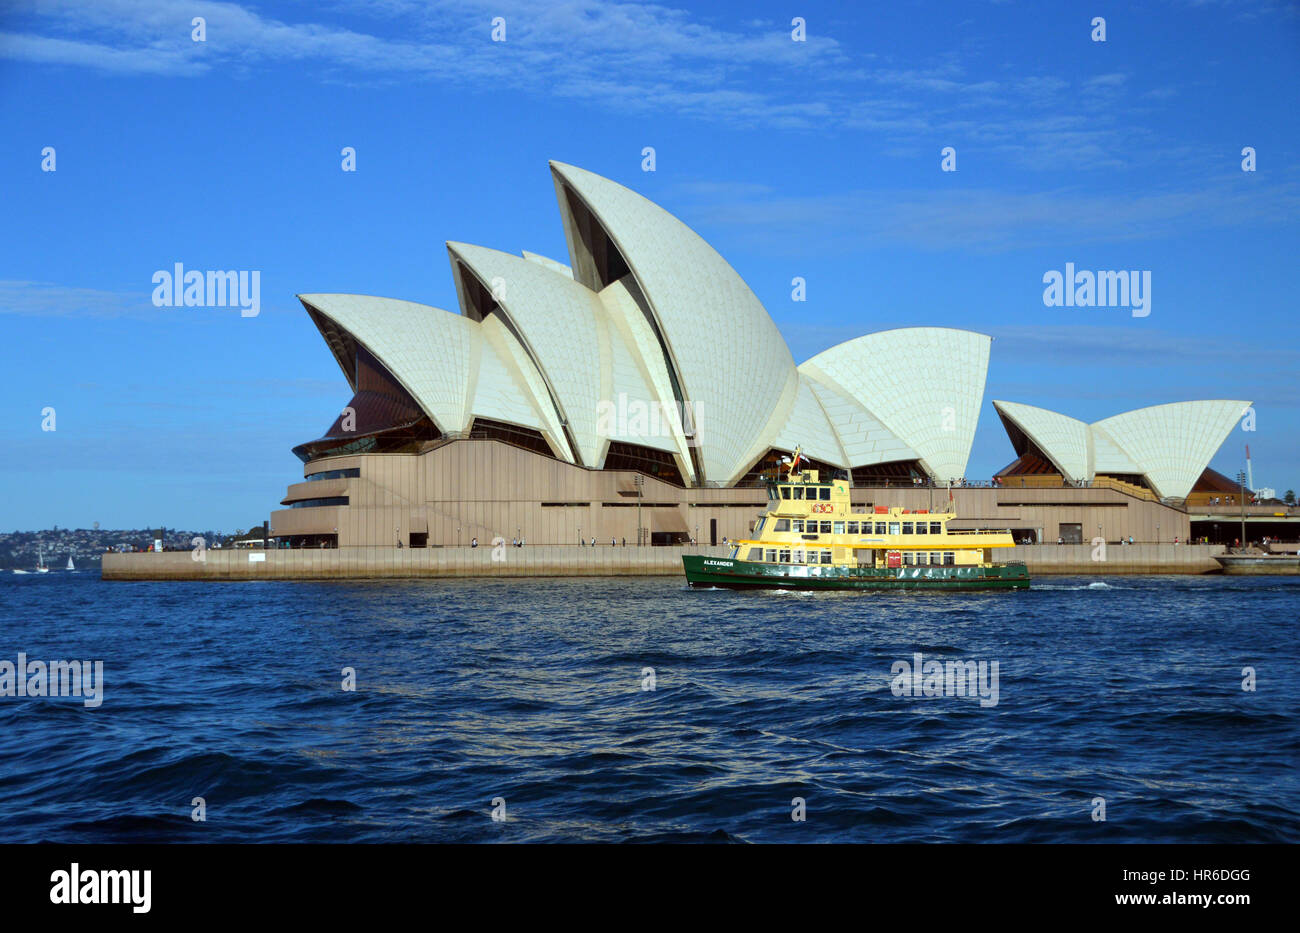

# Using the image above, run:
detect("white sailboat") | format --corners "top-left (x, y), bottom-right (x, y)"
top-left (36, 544), bottom-right (49, 573)
top-left (66, 553), bottom-right (76, 572)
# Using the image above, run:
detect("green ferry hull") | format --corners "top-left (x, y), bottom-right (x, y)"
top-left (682, 555), bottom-right (1030, 591)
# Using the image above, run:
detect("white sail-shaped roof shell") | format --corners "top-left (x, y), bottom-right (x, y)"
top-left (992, 400), bottom-right (1090, 482)
top-left (598, 275), bottom-right (697, 480)
top-left (801, 327), bottom-right (991, 481)
top-left (448, 242), bottom-right (610, 467)
top-left (450, 243), bottom-right (684, 468)
top-left (771, 375), bottom-right (848, 467)
top-left (298, 294), bottom-right (478, 435)
top-left (1089, 426), bottom-right (1142, 476)
top-left (299, 293), bottom-right (572, 460)
top-left (599, 300), bottom-right (680, 456)
top-left (1092, 400), bottom-right (1249, 499)
top-left (994, 398), bottom-right (1250, 499)
top-left (804, 378), bottom-right (918, 466)
top-left (521, 251), bottom-right (574, 278)
top-left (549, 160), bottom-right (798, 485)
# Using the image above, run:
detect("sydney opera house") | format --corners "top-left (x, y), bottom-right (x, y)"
top-left (269, 161), bottom-right (1254, 550)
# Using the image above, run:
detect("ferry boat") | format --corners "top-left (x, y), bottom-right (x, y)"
top-left (682, 450), bottom-right (1029, 591)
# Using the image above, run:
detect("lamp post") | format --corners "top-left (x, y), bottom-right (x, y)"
top-left (1237, 470), bottom-right (1248, 550)
top-left (634, 474), bottom-right (644, 547)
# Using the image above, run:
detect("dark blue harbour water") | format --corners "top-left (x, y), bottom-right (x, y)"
top-left (1, 573), bottom-right (1297, 843)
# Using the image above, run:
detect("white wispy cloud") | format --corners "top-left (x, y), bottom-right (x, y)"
top-left (0, 279), bottom-right (292, 319)
top-left (0, 280), bottom-right (155, 318)
top-left (2, 0), bottom-right (1270, 165)
top-left (678, 180), bottom-right (1300, 253)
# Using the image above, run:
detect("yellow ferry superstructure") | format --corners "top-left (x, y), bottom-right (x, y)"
top-left (682, 453), bottom-right (1029, 590)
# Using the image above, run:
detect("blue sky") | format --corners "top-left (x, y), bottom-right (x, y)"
top-left (1, 0), bottom-right (1297, 531)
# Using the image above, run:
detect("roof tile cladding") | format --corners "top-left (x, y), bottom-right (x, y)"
top-left (1092, 400), bottom-right (1250, 499)
top-left (548, 161), bottom-right (799, 485)
top-left (994, 399), bottom-right (1251, 499)
top-left (521, 251), bottom-right (574, 278)
top-left (801, 328), bottom-right (992, 482)
top-left (472, 318), bottom-right (546, 431)
top-left (447, 243), bottom-right (609, 467)
top-left (598, 276), bottom-right (697, 477)
top-left (298, 294), bottom-right (478, 435)
top-left (478, 315), bottom-right (573, 461)
top-left (772, 375), bottom-right (848, 467)
top-left (804, 379), bottom-right (918, 466)
top-left (992, 400), bottom-right (1090, 482)
top-left (1089, 425), bottom-right (1143, 475)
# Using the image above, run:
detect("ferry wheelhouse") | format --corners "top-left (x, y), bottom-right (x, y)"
top-left (682, 453), bottom-right (1029, 591)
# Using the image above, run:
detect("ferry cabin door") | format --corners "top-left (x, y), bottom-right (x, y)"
top-left (854, 547), bottom-right (874, 568)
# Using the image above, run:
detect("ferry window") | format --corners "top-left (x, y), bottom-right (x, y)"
top-left (792, 520), bottom-right (804, 532)
top-left (774, 519), bottom-right (790, 532)
top-left (821, 550), bottom-right (832, 564)
top-left (753, 518), bottom-right (765, 535)
top-left (930, 522), bottom-right (942, 534)
top-left (747, 548), bottom-right (762, 561)
top-left (820, 521), bottom-right (832, 534)
top-left (766, 549), bottom-right (778, 562)
top-left (888, 522), bottom-right (900, 535)
top-left (944, 552), bottom-right (955, 566)
top-left (792, 487), bottom-right (804, 500)
top-left (768, 486), bottom-right (778, 500)
top-left (819, 488), bottom-right (831, 500)
top-left (847, 522), bottom-right (859, 534)
top-left (781, 487), bottom-right (791, 500)
top-left (901, 522), bottom-right (913, 534)
top-left (833, 522), bottom-right (845, 534)
top-left (903, 552), bottom-right (914, 565)
top-left (920, 552), bottom-right (932, 564)
top-left (779, 549), bottom-right (791, 563)
top-left (792, 549), bottom-right (805, 563)
top-left (875, 522), bottom-right (888, 534)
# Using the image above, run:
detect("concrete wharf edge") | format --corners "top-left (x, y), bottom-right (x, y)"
top-left (101, 544), bottom-right (1242, 580)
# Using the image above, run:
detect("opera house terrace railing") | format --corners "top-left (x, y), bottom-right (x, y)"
top-left (1189, 503), bottom-right (1299, 517)
top-left (1089, 475), bottom-right (1161, 503)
